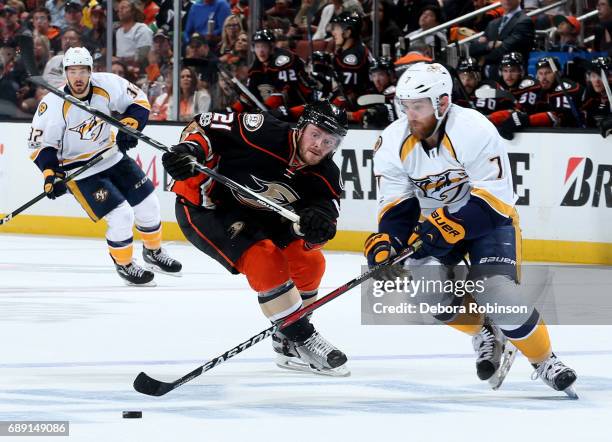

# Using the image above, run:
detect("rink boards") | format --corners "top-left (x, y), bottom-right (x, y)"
top-left (0, 122), bottom-right (610, 264)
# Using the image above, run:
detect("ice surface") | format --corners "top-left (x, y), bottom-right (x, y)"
top-left (0, 234), bottom-right (610, 441)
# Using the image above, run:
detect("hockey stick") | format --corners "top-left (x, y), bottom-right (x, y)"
top-left (216, 63), bottom-right (267, 112)
top-left (133, 244), bottom-right (418, 396)
top-left (600, 68), bottom-right (612, 113)
top-left (0, 148), bottom-right (116, 226)
top-left (547, 58), bottom-right (586, 128)
top-left (23, 76), bottom-right (299, 224)
top-left (357, 94), bottom-right (386, 106)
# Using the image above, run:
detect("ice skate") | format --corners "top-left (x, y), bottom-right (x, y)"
top-left (142, 247), bottom-right (182, 276)
top-left (472, 321), bottom-right (516, 389)
top-left (272, 330), bottom-right (350, 377)
top-left (531, 353), bottom-right (578, 399)
top-left (113, 258), bottom-right (156, 287)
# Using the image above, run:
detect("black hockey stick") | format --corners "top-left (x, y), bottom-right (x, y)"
top-left (19, 76), bottom-right (299, 222)
top-left (0, 149), bottom-right (114, 226)
top-left (216, 63), bottom-right (267, 111)
top-left (133, 244), bottom-right (418, 396)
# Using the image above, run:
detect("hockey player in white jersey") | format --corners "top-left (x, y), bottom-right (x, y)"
top-left (28, 47), bottom-right (181, 286)
top-left (364, 62), bottom-right (577, 396)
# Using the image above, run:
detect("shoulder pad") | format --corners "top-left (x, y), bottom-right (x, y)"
top-left (519, 78), bottom-right (535, 89)
top-left (343, 53), bottom-right (359, 66)
top-left (274, 53), bottom-right (292, 67)
top-left (241, 113), bottom-right (265, 132)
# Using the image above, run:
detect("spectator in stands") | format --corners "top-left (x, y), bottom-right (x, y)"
top-left (0, 51), bottom-right (20, 118)
top-left (394, 0), bottom-right (439, 35)
top-left (462, 0), bottom-right (503, 33)
top-left (209, 64), bottom-right (239, 112)
top-left (219, 30), bottom-right (248, 65)
top-left (184, 33), bottom-right (218, 87)
top-left (183, 0), bottom-right (231, 44)
top-left (112, 60), bottom-right (136, 83)
top-left (15, 36), bottom-right (50, 115)
top-left (1, 7), bottom-right (22, 42)
top-left (406, 5), bottom-right (448, 48)
top-left (150, 71), bottom-right (173, 121)
top-left (45, 0), bottom-right (67, 29)
top-left (370, 0), bottom-right (402, 47)
top-left (32, 7), bottom-right (62, 54)
top-left (156, 0), bottom-right (192, 37)
top-left (469, 0), bottom-right (534, 79)
top-left (219, 14), bottom-right (243, 57)
top-left (266, 0), bottom-right (296, 20)
top-left (43, 27), bottom-right (81, 87)
top-left (115, 0), bottom-right (153, 66)
top-left (178, 66), bottom-right (211, 120)
top-left (63, 1), bottom-right (86, 33)
top-left (594, 0), bottom-right (612, 56)
top-left (294, 0), bottom-right (326, 39)
top-left (550, 15), bottom-right (588, 53)
top-left (83, 4), bottom-right (106, 55)
top-left (143, 0), bottom-right (159, 25)
top-left (144, 29), bottom-right (172, 85)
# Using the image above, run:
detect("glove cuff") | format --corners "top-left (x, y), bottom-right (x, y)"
top-left (427, 207), bottom-right (465, 244)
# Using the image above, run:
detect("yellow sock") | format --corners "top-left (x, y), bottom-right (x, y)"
top-left (510, 320), bottom-right (552, 364)
top-left (445, 295), bottom-right (484, 336)
top-left (138, 225), bottom-right (162, 250)
top-left (109, 243), bottom-right (133, 266)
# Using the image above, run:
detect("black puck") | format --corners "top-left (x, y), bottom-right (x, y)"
top-left (122, 411), bottom-right (142, 419)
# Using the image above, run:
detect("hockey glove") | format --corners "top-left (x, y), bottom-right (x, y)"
top-left (116, 117), bottom-right (140, 152)
top-left (497, 111), bottom-right (529, 140)
top-left (362, 104), bottom-right (391, 129)
top-left (162, 141), bottom-right (206, 181)
top-left (408, 207), bottom-right (465, 260)
top-left (43, 168), bottom-right (67, 199)
top-left (364, 232), bottom-right (409, 280)
top-left (297, 206), bottom-right (337, 245)
top-left (599, 114), bottom-right (612, 138)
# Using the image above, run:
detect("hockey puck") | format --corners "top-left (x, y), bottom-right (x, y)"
top-left (122, 411), bottom-right (142, 419)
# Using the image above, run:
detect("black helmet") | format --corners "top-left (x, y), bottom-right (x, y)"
top-left (500, 52), bottom-right (523, 69)
top-left (589, 56), bottom-right (611, 73)
top-left (297, 99), bottom-right (348, 138)
top-left (369, 57), bottom-right (394, 74)
top-left (252, 29), bottom-right (276, 44)
top-left (536, 56), bottom-right (561, 72)
top-left (311, 50), bottom-right (333, 66)
top-left (457, 57), bottom-right (480, 74)
top-left (330, 12), bottom-right (362, 39)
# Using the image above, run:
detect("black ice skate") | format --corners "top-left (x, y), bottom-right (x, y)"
top-left (142, 247), bottom-right (182, 276)
top-left (472, 321), bottom-right (516, 389)
top-left (531, 353), bottom-right (578, 399)
top-left (113, 259), bottom-right (155, 287)
top-left (272, 330), bottom-right (350, 377)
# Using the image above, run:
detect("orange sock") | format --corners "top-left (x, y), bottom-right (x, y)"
top-left (445, 295), bottom-right (484, 336)
top-left (138, 224), bottom-right (162, 250)
top-left (509, 320), bottom-right (552, 364)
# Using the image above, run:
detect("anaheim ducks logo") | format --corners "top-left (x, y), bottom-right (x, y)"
top-left (232, 175), bottom-right (299, 210)
top-left (69, 115), bottom-right (106, 141)
top-left (410, 169), bottom-right (469, 203)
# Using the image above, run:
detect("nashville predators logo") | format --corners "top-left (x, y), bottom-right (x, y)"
top-left (69, 116), bottom-right (106, 141)
top-left (93, 187), bottom-right (109, 202)
top-left (37, 102), bottom-right (47, 116)
top-left (411, 169), bottom-right (469, 203)
top-left (232, 175), bottom-right (299, 210)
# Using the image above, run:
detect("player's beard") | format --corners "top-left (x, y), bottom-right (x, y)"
top-left (68, 79), bottom-right (90, 98)
top-left (408, 115), bottom-right (437, 140)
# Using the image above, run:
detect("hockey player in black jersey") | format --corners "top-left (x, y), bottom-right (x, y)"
top-left (242, 29), bottom-right (313, 114)
top-left (161, 100), bottom-right (350, 376)
top-left (581, 56), bottom-right (612, 137)
top-left (330, 12), bottom-right (373, 107)
top-left (359, 57), bottom-right (398, 129)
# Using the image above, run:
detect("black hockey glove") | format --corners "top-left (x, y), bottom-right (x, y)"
top-left (162, 141), bottom-right (206, 181)
top-left (599, 114), bottom-right (612, 138)
top-left (364, 232), bottom-right (409, 281)
top-left (362, 104), bottom-right (391, 129)
top-left (116, 117), bottom-right (140, 152)
top-left (498, 111), bottom-right (529, 141)
top-left (43, 168), bottom-right (67, 199)
top-left (297, 206), bottom-right (337, 245)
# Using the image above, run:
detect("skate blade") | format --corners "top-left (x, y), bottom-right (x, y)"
top-left (563, 385), bottom-right (579, 400)
top-left (489, 343), bottom-right (518, 390)
top-left (144, 263), bottom-right (183, 277)
top-left (122, 279), bottom-right (157, 287)
top-left (275, 355), bottom-right (351, 377)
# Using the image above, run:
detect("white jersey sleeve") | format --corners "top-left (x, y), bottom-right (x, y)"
top-left (93, 72), bottom-right (151, 114)
top-left (374, 117), bottom-right (417, 224)
top-left (29, 95), bottom-right (64, 155)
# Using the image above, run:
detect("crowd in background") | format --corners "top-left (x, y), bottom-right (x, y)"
top-left (0, 0), bottom-right (610, 137)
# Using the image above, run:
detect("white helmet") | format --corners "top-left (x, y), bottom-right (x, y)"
top-left (63, 47), bottom-right (93, 73)
top-left (395, 62), bottom-right (453, 121)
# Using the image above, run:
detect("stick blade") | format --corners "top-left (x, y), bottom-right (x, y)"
top-left (133, 372), bottom-right (174, 397)
top-left (357, 94), bottom-right (386, 106)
